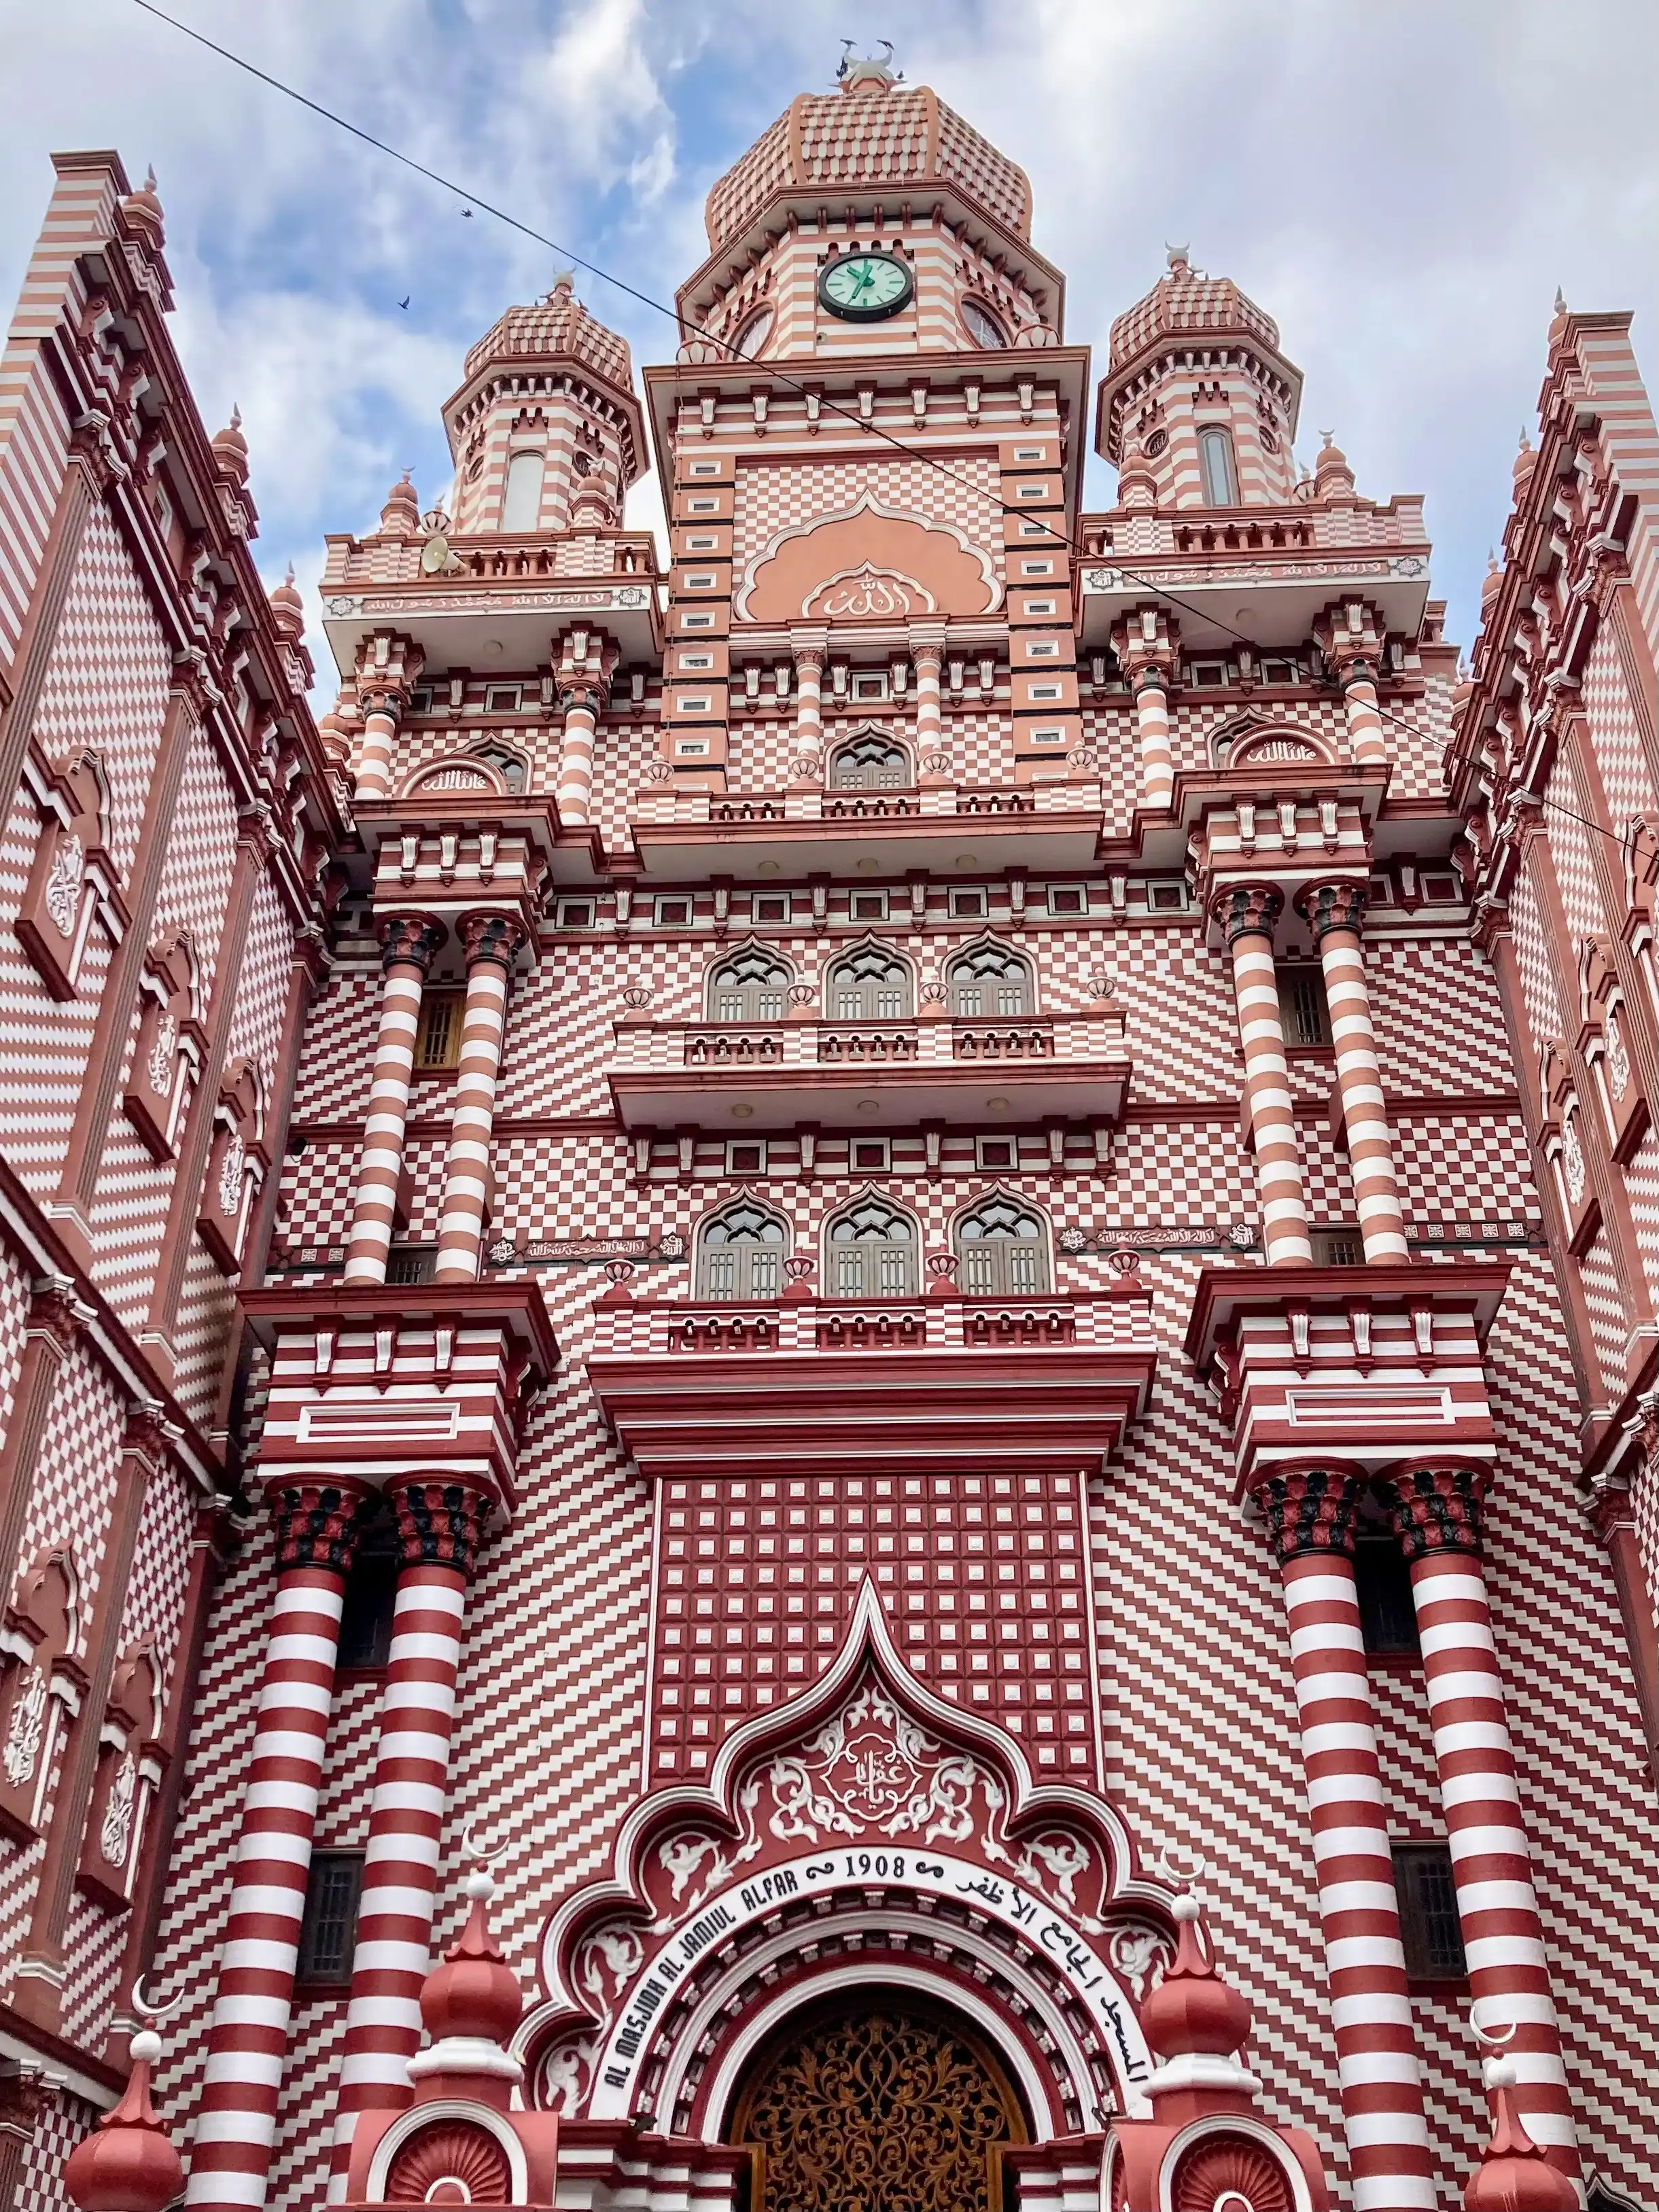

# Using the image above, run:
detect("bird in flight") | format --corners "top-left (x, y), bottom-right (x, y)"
top-left (398, 295), bottom-right (410, 310)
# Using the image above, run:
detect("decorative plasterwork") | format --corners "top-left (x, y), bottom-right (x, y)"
top-left (735, 491), bottom-right (1002, 621)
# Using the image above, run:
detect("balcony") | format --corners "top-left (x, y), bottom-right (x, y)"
top-left (608, 1007), bottom-right (1130, 1131)
top-left (588, 1282), bottom-right (1157, 1480)
top-left (628, 778), bottom-right (1103, 879)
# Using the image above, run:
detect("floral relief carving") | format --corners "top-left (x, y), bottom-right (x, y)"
top-left (147, 1011), bottom-right (177, 1095)
top-left (1562, 1110), bottom-right (1586, 1206)
top-left (1, 1664), bottom-right (47, 1787)
top-left (99, 1748), bottom-right (137, 1865)
top-left (1607, 1008), bottom-right (1630, 1101)
top-left (576, 1923), bottom-right (645, 2019)
top-left (43, 835), bottom-right (84, 937)
top-left (1108, 1922), bottom-right (1175, 2001)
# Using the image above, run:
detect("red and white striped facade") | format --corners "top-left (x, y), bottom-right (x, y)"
top-left (1, 51), bottom-right (1657, 2212)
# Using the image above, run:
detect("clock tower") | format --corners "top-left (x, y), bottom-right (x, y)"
top-left (644, 42), bottom-right (1090, 794)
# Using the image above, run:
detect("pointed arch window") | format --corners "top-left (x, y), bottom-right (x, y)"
top-left (476, 744), bottom-right (527, 792)
top-left (948, 943), bottom-right (1032, 1019)
top-left (828, 945), bottom-right (913, 1022)
top-left (955, 1195), bottom-right (1050, 1295)
top-left (502, 449), bottom-right (546, 531)
top-left (708, 947), bottom-right (790, 1023)
top-left (1198, 427), bottom-right (1239, 506)
top-left (829, 733), bottom-right (911, 790)
top-left (696, 1202), bottom-right (788, 1299)
top-left (827, 1197), bottom-right (919, 1297)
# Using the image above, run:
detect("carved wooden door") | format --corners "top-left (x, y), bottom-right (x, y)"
top-left (732, 2004), bottom-right (1024, 2212)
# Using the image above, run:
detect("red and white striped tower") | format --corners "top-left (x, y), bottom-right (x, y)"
top-left (1217, 884), bottom-right (1314, 1264)
top-left (432, 915), bottom-right (525, 1282)
top-left (1251, 1464), bottom-right (1436, 2212)
top-left (1381, 1464), bottom-right (1578, 2175)
top-left (1315, 599), bottom-right (1389, 769)
top-left (1300, 881), bottom-right (1410, 1261)
top-left (343, 915), bottom-right (445, 1284)
top-left (184, 1484), bottom-right (374, 2212)
top-left (1112, 607), bottom-right (1178, 811)
top-left (324, 1478), bottom-right (495, 2198)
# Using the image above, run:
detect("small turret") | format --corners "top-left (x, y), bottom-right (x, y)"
top-left (211, 404), bottom-right (249, 487)
top-left (122, 164), bottom-right (165, 253)
top-left (406, 1861), bottom-right (525, 2103)
top-left (63, 2020), bottom-right (183, 2212)
top-left (269, 563), bottom-right (305, 644)
top-left (1314, 427), bottom-right (1357, 504)
top-left (377, 468), bottom-right (421, 539)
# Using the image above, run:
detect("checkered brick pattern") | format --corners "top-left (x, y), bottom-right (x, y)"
top-left (151, 724), bottom-right (239, 994)
top-left (1295, 1119), bottom-right (1357, 1220)
top-left (12, 1342), bottom-right (124, 1660)
top-left (1112, 1118), bottom-right (1254, 1221)
top-left (314, 1674), bottom-right (387, 1841)
top-left (1377, 665), bottom-right (1458, 803)
top-left (1578, 1228), bottom-right (1628, 1398)
top-left (588, 708), bottom-right (665, 854)
top-left (1584, 618), bottom-right (1657, 828)
top-left (1544, 750), bottom-right (1606, 949)
top-left (1079, 700), bottom-right (1138, 837)
top-left (553, 535), bottom-right (615, 577)
top-left (1635, 1451), bottom-right (1659, 1629)
top-left (1367, 1664), bottom-right (1443, 1835)
top-left (394, 718), bottom-right (560, 792)
top-left (1507, 864), bottom-right (1565, 1056)
top-left (1173, 694), bottom-right (1348, 776)
top-left (1368, 939), bottom-right (1518, 1095)
top-left (732, 454), bottom-right (1002, 585)
top-left (0, 1242), bottom-right (32, 1439)
top-left (226, 875), bottom-right (298, 1074)
top-left (0, 782), bottom-right (111, 1195)
top-left (14, 2087), bottom-right (99, 2212)
top-left (29, 499), bottom-right (172, 877)
top-left (292, 967), bottom-right (381, 1120)
top-left (936, 705), bottom-right (1017, 785)
top-left (1390, 1112), bottom-right (1535, 1223)
top-left (724, 715), bottom-right (805, 792)
top-left (116, 1456), bottom-right (197, 1686)
top-left (273, 1137), bottom-right (357, 1254)
top-left (59, 1886), bottom-right (130, 2049)
top-left (1622, 1122), bottom-right (1659, 1315)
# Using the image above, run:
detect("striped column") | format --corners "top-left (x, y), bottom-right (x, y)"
top-left (432, 916), bottom-right (524, 1283)
top-left (324, 1479), bottom-right (493, 2198)
top-left (343, 916), bottom-right (444, 1285)
top-left (1382, 1464), bottom-right (1578, 2173)
top-left (1340, 667), bottom-right (1389, 768)
top-left (792, 643), bottom-right (825, 759)
top-left (1217, 885), bottom-right (1312, 1263)
top-left (555, 682), bottom-right (601, 823)
top-left (1253, 1465), bottom-right (1436, 2212)
top-left (910, 636), bottom-right (945, 769)
top-left (1304, 883), bottom-right (1408, 1261)
top-left (185, 1484), bottom-right (374, 2212)
top-left (1133, 669), bottom-right (1174, 810)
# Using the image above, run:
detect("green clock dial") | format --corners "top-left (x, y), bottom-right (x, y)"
top-left (818, 251), bottom-right (913, 322)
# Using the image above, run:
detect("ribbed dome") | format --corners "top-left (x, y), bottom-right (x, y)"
top-left (419, 1869), bottom-right (524, 2051)
top-left (1138, 1896), bottom-right (1253, 2061)
top-left (1108, 248), bottom-right (1281, 375)
top-left (463, 273), bottom-right (632, 391)
top-left (704, 75), bottom-right (1031, 249)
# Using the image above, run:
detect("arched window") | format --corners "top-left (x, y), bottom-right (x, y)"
top-left (828, 945), bottom-right (913, 1022)
top-left (830, 734), bottom-right (911, 790)
top-left (948, 943), bottom-right (1032, 1019)
top-left (708, 946), bottom-right (790, 1023)
top-left (696, 1202), bottom-right (788, 1299)
top-left (827, 1197), bottom-right (919, 1297)
top-left (1198, 427), bottom-right (1238, 506)
top-left (955, 1196), bottom-right (1050, 1295)
top-left (502, 449), bottom-right (545, 531)
top-left (476, 745), bottom-right (526, 792)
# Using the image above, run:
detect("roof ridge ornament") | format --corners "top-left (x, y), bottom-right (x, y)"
top-left (837, 37), bottom-right (903, 90)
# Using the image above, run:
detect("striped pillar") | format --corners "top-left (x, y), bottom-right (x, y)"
top-left (792, 643), bottom-right (825, 760)
top-left (1340, 667), bottom-right (1389, 768)
top-left (184, 1484), bottom-right (374, 2212)
top-left (911, 638), bottom-right (945, 769)
top-left (1133, 670), bottom-right (1173, 810)
top-left (324, 1479), bottom-right (493, 2198)
top-left (1253, 1464), bottom-right (1436, 2212)
top-left (1304, 883), bottom-right (1408, 1261)
top-left (432, 916), bottom-right (523, 1283)
top-left (343, 916), bottom-right (444, 1285)
top-left (1217, 884), bottom-right (1312, 1263)
top-left (555, 684), bottom-right (600, 823)
top-left (353, 692), bottom-right (402, 801)
top-left (1382, 1463), bottom-right (1578, 2173)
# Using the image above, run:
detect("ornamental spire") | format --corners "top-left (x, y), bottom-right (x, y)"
top-left (63, 1997), bottom-right (184, 2212)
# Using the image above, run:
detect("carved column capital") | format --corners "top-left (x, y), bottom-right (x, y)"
top-left (1249, 1461), bottom-right (1369, 1562)
top-left (352, 631), bottom-right (424, 714)
top-left (1213, 882), bottom-right (1283, 947)
top-left (1300, 879), bottom-right (1369, 942)
top-left (266, 1480), bottom-right (377, 1573)
top-left (1584, 1473), bottom-right (1635, 1546)
top-left (25, 1274), bottom-right (93, 1356)
top-left (388, 1477), bottom-right (494, 1579)
top-left (1378, 1460), bottom-right (1489, 1558)
top-left (460, 911), bottom-right (528, 972)
top-left (377, 912), bottom-right (447, 974)
top-left (121, 1397), bottom-right (180, 1469)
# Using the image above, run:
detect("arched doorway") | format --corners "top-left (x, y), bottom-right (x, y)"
top-left (729, 1997), bottom-right (1028, 2211)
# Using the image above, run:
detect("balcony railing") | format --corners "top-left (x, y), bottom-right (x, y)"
top-left (595, 1287), bottom-right (1150, 1360)
top-left (624, 1011), bottom-right (1117, 1073)
top-left (635, 781), bottom-right (1099, 827)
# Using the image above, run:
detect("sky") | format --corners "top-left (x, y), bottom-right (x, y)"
top-left (1, 0), bottom-right (1654, 702)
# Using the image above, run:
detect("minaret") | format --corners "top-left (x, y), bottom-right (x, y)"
top-left (1095, 245), bottom-right (1302, 507)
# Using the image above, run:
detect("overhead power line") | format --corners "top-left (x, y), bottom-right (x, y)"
top-left (132, 0), bottom-right (1582, 858)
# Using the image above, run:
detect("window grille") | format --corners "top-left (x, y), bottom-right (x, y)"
top-left (955, 1197), bottom-right (1050, 1294)
top-left (386, 1244), bottom-right (437, 1286)
top-left (828, 946), bottom-right (912, 1022)
top-left (827, 1199), bottom-right (918, 1297)
top-left (949, 943), bottom-right (1032, 1019)
top-left (298, 1853), bottom-right (364, 1985)
top-left (697, 1203), bottom-right (788, 1299)
top-left (1393, 1845), bottom-right (1467, 1981)
top-left (709, 947), bottom-right (790, 1022)
top-left (1278, 965), bottom-right (1331, 1047)
top-left (415, 992), bottom-right (464, 1069)
top-left (830, 735), bottom-right (910, 790)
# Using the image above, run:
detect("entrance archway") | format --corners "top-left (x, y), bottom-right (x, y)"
top-left (728, 1997), bottom-right (1028, 2212)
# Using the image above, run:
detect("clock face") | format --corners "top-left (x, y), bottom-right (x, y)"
top-left (818, 251), bottom-right (913, 321)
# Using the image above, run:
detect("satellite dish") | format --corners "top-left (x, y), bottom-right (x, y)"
top-left (420, 533), bottom-right (451, 574)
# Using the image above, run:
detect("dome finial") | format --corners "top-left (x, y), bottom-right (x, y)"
top-left (405, 1831), bottom-right (525, 2103)
top-left (63, 1986), bottom-right (185, 2212)
top-left (144, 164), bottom-right (157, 194)
top-left (1554, 286), bottom-right (1566, 315)
top-left (1462, 2022), bottom-right (1576, 2210)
